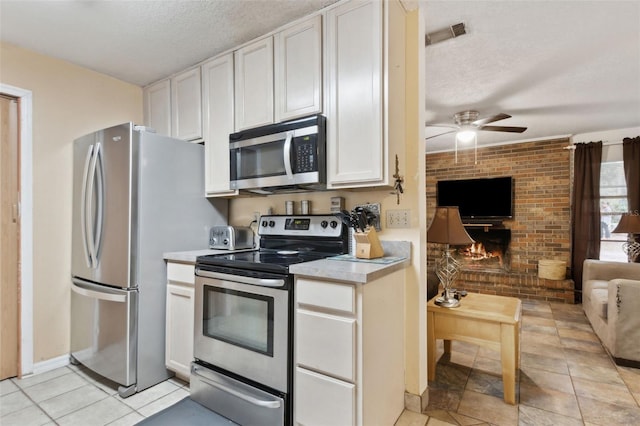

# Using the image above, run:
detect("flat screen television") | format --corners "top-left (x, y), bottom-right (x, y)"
top-left (436, 176), bottom-right (513, 220)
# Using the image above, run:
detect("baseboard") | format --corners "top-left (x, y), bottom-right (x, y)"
top-left (30, 354), bottom-right (70, 376)
top-left (613, 357), bottom-right (640, 369)
top-left (404, 388), bottom-right (429, 413)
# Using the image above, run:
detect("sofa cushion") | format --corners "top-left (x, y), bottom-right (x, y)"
top-left (590, 288), bottom-right (608, 319)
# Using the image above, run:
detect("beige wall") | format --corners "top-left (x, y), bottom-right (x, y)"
top-left (0, 42), bottom-right (142, 363)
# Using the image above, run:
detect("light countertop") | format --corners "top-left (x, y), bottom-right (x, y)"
top-left (164, 240), bottom-right (411, 283)
top-left (163, 248), bottom-right (254, 264)
top-left (290, 240), bottom-right (411, 284)
top-left (289, 255), bottom-right (409, 284)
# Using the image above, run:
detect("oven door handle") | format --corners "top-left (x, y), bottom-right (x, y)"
top-left (192, 365), bottom-right (282, 409)
top-left (196, 269), bottom-right (285, 288)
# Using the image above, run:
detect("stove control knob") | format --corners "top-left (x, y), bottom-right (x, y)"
top-left (321, 220), bottom-right (328, 228)
top-left (330, 220), bottom-right (338, 228)
top-left (223, 239), bottom-right (229, 246)
top-left (269, 220), bottom-right (276, 227)
top-left (261, 220), bottom-right (268, 227)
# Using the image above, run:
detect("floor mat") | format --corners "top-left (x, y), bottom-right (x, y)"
top-left (137, 397), bottom-right (238, 425)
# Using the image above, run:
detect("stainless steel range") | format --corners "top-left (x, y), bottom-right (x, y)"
top-left (192, 215), bottom-right (348, 426)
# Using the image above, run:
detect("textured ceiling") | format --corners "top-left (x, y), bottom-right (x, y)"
top-left (0, 0), bottom-right (338, 86)
top-left (1, 1), bottom-right (639, 154)
top-left (423, 1), bottom-right (640, 152)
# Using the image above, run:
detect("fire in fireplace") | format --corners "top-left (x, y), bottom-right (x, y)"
top-left (452, 227), bottom-right (511, 272)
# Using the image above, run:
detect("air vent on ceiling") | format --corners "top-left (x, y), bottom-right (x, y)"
top-left (425, 22), bottom-right (466, 46)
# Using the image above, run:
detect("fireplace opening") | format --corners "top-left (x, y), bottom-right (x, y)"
top-left (452, 227), bottom-right (511, 272)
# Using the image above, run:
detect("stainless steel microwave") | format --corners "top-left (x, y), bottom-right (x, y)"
top-left (229, 115), bottom-right (326, 194)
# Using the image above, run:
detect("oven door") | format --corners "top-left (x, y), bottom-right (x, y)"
top-left (194, 269), bottom-right (290, 393)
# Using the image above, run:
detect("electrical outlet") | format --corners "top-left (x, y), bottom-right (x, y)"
top-left (386, 209), bottom-right (410, 228)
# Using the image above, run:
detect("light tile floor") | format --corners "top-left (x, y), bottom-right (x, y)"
top-left (397, 299), bottom-right (640, 426)
top-left (0, 363), bottom-right (189, 426)
top-left (2, 300), bottom-right (639, 426)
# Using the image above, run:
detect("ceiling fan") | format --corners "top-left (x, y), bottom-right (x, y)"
top-left (425, 110), bottom-right (527, 140)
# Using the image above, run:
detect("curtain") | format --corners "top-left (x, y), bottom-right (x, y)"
top-left (622, 136), bottom-right (640, 262)
top-left (571, 142), bottom-right (602, 302)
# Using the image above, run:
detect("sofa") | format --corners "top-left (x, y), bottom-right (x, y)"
top-left (582, 259), bottom-right (640, 367)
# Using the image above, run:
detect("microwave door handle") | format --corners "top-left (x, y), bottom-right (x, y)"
top-left (283, 131), bottom-right (293, 179)
top-left (80, 144), bottom-right (94, 268)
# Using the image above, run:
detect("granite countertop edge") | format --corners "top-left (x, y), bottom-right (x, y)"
top-left (289, 240), bottom-right (411, 284)
top-left (289, 256), bottom-right (410, 284)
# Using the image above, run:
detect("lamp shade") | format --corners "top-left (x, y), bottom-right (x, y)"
top-left (427, 206), bottom-right (475, 245)
top-left (612, 213), bottom-right (640, 234)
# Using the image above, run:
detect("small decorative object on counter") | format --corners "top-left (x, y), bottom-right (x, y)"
top-left (301, 200), bottom-right (310, 214)
top-left (335, 207), bottom-right (384, 259)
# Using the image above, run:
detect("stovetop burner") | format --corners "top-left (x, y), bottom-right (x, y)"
top-left (196, 215), bottom-right (349, 275)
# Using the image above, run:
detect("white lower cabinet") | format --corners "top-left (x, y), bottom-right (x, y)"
top-left (295, 367), bottom-right (355, 426)
top-left (294, 270), bottom-right (405, 426)
top-left (165, 262), bottom-right (195, 380)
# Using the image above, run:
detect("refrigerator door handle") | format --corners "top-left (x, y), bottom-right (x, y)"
top-left (71, 278), bottom-right (127, 303)
top-left (80, 144), bottom-right (94, 268)
top-left (86, 142), bottom-right (103, 269)
top-left (93, 142), bottom-right (105, 265)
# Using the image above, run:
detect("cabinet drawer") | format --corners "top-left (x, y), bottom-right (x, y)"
top-left (296, 278), bottom-right (355, 314)
top-left (167, 262), bottom-right (195, 285)
top-left (295, 367), bottom-right (355, 426)
top-left (296, 309), bottom-right (355, 382)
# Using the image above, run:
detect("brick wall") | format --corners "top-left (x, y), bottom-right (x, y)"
top-left (426, 137), bottom-right (575, 303)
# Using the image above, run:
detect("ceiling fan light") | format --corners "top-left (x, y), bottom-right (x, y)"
top-left (456, 129), bottom-right (476, 143)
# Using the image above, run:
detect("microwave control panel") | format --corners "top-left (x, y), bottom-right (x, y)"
top-left (293, 135), bottom-right (317, 173)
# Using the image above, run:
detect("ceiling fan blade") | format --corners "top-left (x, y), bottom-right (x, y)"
top-left (479, 125), bottom-right (527, 133)
top-left (472, 113), bottom-right (511, 127)
top-left (425, 122), bottom-right (458, 129)
top-left (425, 130), bottom-right (456, 140)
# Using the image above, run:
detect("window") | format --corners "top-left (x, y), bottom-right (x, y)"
top-left (600, 160), bottom-right (628, 261)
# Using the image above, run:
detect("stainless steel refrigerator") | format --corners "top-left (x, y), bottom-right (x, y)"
top-left (70, 123), bottom-right (227, 397)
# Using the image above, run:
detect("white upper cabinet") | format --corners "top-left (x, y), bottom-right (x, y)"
top-left (275, 15), bottom-right (323, 122)
top-left (234, 37), bottom-right (275, 131)
top-left (202, 53), bottom-right (238, 197)
top-left (171, 67), bottom-right (203, 141)
top-left (143, 79), bottom-right (171, 137)
top-left (325, 0), bottom-right (406, 189)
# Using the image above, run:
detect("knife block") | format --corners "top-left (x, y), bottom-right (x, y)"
top-left (354, 227), bottom-right (385, 259)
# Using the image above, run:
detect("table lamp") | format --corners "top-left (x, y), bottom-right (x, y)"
top-left (427, 206), bottom-right (474, 307)
top-left (612, 212), bottom-right (640, 262)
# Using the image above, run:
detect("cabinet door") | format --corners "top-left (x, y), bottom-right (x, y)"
top-left (202, 54), bottom-right (238, 196)
top-left (295, 367), bottom-right (355, 426)
top-left (275, 15), bottom-right (322, 122)
top-left (296, 309), bottom-right (356, 382)
top-left (165, 283), bottom-right (195, 380)
top-left (144, 79), bottom-right (171, 137)
top-left (171, 68), bottom-right (203, 141)
top-left (234, 37), bottom-right (274, 131)
top-left (325, 0), bottom-right (384, 187)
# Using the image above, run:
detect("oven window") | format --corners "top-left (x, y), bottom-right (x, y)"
top-left (235, 140), bottom-right (286, 179)
top-left (203, 286), bottom-right (274, 356)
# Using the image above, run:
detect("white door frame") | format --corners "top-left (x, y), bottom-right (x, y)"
top-left (1, 83), bottom-right (34, 376)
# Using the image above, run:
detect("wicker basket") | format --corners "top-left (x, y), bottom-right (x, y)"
top-left (538, 260), bottom-right (566, 280)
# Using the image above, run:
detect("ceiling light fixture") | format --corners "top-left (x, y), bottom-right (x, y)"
top-left (425, 22), bottom-right (466, 46)
top-left (454, 125), bottom-right (478, 164)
